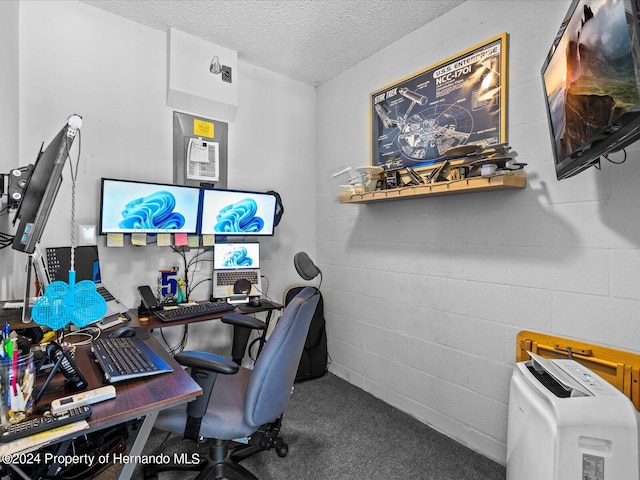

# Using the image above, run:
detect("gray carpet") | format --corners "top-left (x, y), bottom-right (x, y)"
top-left (119, 372), bottom-right (506, 480)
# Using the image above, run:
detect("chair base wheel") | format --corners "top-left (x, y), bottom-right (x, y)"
top-left (276, 442), bottom-right (288, 457)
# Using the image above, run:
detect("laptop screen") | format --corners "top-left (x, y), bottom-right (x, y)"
top-left (46, 246), bottom-right (101, 283)
top-left (213, 243), bottom-right (260, 270)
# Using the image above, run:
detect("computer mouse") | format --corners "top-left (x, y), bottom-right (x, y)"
top-left (109, 326), bottom-right (137, 338)
top-left (248, 297), bottom-right (261, 307)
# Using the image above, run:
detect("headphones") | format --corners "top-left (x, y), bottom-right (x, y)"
top-left (267, 190), bottom-right (284, 227)
top-left (294, 252), bottom-right (321, 281)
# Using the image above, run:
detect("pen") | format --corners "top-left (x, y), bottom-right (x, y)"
top-left (4, 339), bottom-right (13, 412)
top-left (0, 323), bottom-right (9, 357)
top-left (11, 343), bottom-right (17, 397)
top-left (5, 340), bottom-right (15, 395)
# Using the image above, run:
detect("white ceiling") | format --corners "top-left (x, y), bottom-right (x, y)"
top-left (80, 0), bottom-right (465, 86)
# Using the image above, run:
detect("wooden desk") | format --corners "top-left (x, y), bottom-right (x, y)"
top-left (130, 300), bottom-right (283, 329)
top-left (0, 299), bottom-right (282, 477)
top-left (10, 335), bottom-right (202, 480)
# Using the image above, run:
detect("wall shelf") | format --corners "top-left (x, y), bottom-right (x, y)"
top-left (339, 172), bottom-right (526, 204)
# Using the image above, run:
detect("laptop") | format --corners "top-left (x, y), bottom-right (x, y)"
top-left (212, 242), bottom-right (263, 299)
top-left (43, 245), bottom-right (129, 317)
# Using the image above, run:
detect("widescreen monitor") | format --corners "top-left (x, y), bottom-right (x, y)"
top-left (200, 188), bottom-right (277, 236)
top-left (99, 178), bottom-right (201, 234)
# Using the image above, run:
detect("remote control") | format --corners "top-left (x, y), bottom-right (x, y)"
top-left (0, 405), bottom-right (92, 442)
top-left (50, 385), bottom-right (116, 414)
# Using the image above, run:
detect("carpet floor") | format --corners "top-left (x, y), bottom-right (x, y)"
top-left (98, 372), bottom-right (506, 480)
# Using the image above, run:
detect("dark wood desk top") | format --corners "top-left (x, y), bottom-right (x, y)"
top-left (36, 334), bottom-right (202, 434)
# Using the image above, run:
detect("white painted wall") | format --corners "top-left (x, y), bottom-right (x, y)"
top-left (7, 0), bottom-right (316, 352)
top-left (0, 1), bottom-right (19, 300)
top-left (317, 0), bottom-right (640, 464)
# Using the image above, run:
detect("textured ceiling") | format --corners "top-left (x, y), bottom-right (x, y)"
top-left (80, 0), bottom-right (465, 86)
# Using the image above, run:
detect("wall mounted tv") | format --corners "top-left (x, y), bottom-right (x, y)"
top-left (200, 188), bottom-right (277, 236)
top-left (99, 178), bottom-right (201, 234)
top-left (542, 0), bottom-right (640, 180)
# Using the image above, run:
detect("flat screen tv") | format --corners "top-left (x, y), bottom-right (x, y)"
top-left (12, 116), bottom-right (81, 254)
top-left (200, 188), bottom-right (277, 236)
top-left (99, 178), bottom-right (201, 234)
top-left (542, 0), bottom-right (640, 180)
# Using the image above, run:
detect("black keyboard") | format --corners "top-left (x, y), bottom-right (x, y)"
top-left (0, 406), bottom-right (92, 443)
top-left (91, 337), bottom-right (173, 382)
top-left (154, 301), bottom-right (235, 322)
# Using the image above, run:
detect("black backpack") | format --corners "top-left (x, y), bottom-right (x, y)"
top-left (285, 286), bottom-right (328, 382)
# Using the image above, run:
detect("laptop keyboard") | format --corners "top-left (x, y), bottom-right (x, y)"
top-left (96, 286), bottom-right (115, 301)
top-left (217, 270), bottom-right (259, 286)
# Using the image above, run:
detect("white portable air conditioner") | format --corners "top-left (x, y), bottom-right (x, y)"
top-left (507, 352), bottom-right (640, 480)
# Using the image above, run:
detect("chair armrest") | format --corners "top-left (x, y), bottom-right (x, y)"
top-left (174, 351), bottom-right (239, 375)
top-left (222, 312), bottom-right (266, 330)
top-left (221, 313), bottom-right (266, 364)
top-left (175, 351), bottom-right (239, 439)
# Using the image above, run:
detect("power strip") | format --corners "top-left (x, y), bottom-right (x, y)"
top-left (50, 385), bottom-right (116, 414)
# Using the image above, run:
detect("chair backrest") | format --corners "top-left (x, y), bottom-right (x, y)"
top-left (244, 286), bottom-right (320, 427)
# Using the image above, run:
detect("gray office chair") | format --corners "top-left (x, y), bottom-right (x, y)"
top-left (144, 286), bottom-right (320, 480)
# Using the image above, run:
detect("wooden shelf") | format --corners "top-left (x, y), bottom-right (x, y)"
top-left (339, 172), bottom-right (526, 204)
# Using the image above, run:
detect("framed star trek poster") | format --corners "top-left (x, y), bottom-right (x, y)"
top-left (371, 33), bottom-right (508, 170)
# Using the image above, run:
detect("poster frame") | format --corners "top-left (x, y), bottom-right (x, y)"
top-left (370, 33), bottom-right (508, 170)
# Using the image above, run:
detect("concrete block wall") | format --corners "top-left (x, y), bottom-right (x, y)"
top-left (316, 0), bottom-right (640, 464)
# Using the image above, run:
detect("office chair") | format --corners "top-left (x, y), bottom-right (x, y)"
top-left (144, 286), bottom-right (321, 480)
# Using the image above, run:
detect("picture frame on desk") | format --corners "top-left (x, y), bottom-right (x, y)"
top-left (370, 33), bottom-right (508, 172)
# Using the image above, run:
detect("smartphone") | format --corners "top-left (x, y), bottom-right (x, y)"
top-left (137, 285), bottom-right (160, 310)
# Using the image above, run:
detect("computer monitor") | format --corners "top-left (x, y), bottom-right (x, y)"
top-left (44, 246), bottom-right (100, 283)
top-left (99, 178), bottom-right (201, 234)
top-left (12, 117), bottom-right (81, 254)
top-left (11, 116), bottom-right (82, 323)
top-left (200, 188), bottom-right (277, 236)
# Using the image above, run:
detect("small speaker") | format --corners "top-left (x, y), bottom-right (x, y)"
top-left (233, 278), bottom-right (251, 295)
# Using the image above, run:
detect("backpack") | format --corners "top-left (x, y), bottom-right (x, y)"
top-left (285, 286), bottom-right (328, 382)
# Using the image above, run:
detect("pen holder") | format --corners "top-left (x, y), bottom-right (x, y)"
top-left (0, 352), bottom-right (34, 425)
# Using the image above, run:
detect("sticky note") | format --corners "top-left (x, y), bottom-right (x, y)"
top-left (174, 233), bottom-right (188, 246)
top-left (187, 235), bottom-right (200, 248)
top-left (157, 234), bottom-right (171, 246)
top-left (131, 233), bottom-right (147, 246)
top-left (202, 235), bottom-right (215, 247)
top-left (107, 234), bottom-right (124, 247)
